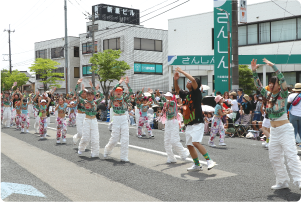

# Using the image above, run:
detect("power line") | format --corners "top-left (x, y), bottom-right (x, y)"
top-left (141, 0), bottom-right (169, 12)
top-left (270, 0), bottom-right (296, 16)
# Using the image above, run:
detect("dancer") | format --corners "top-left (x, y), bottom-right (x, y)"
top-left (137, 96), bottom-right (154, 138)
top-left (104, 77), bottom-right (133, 162)
top-left (36, 92), bottom-right (51, 139)
top-left (252, 58), bottom-right (301, 190)
top-left (152, 91), bottom-right (190, 163)
top-left (20, 96), bottom-right (30, 133)
top-left (55, 97), bottom-right (68, 144)
top-left (14, 100), bottom-right (22, 130)
top-left (208, 95), bottom-right (231, 147)
top-left (11, 88), bottom-right (21, 127)
top-left (32, 93), bottom-right (40, 134)
top-left (75, 79), bottom-right (104, 157)
top-left (174, 67), bottom-right (216, 171)
top-left (1, 83), bottom-right (15, 128)
top-left (68, 101), bottom-right (77, 127)
top-left (134, 90), bottom-right (144, 136)
top-left (261, 98), bottom-right (270, 149)
top-left (73, 80), bottom-right (88, 145)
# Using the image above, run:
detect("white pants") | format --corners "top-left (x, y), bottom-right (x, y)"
top-left (11, 109), bottom-right (16, 124)
top-left (73, 113), bottom-right (85, 141)
top-left (165, 120), bottom-right (189, 161)
top-left (269, 123), bottom-right (301, 185)
top-left (78, 118), bottom-right (99, 157)
top-left (3, 107), bottom-right (11, 127)
top-left (33, 109), bottom-right (40, 132)
top-left (104, 115), bottom-right (129, 160)
top-left (28, 104), bottom-right (33, 118)
top-left (135, 107), bottom-right (140, 135)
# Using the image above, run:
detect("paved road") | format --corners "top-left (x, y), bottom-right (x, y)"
top-left (1, 115), bottom-right (301, 201)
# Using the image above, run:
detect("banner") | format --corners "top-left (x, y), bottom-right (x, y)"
top-left (214, 0), bottom-right (232, 93)
top-left (240, 0), bottom-right (247, 23)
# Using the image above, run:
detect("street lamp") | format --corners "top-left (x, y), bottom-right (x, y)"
top-left (216, 8), bottom-right (231, 92)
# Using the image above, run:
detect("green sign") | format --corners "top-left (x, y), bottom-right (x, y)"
top-left (214, 0), bottom-right (232, 93)
top-left (167, 55), bottom-right (301, 65)
top-left (134, 63), bottom-right (163, 74)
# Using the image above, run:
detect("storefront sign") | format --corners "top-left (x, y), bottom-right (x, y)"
top-left (92, 4), bottom-right (139, 25)
top-left (134, 63), bottom-right (163, 74)
top-left (240, 0), bottom-right (247, 23)
top-left (168, 55), bottom-right (214, 65)
top-left (168, 54), bottom-right (301, 66)
top-left (214, 0), bottom-right (232, 93)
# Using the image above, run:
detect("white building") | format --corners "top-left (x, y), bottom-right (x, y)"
top-left (168, 0), bottom-right (301, 95)
top-left (79, 20), bottom-right (168, 93)
top-left (34, 36), bottom-right (80, 94)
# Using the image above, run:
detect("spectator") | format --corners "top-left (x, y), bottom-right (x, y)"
top-left (211, 89), bottom-right (215, 96)
top-left (128, 107), bottom-right (136, 126)
top-left (216, 91), bottom-right (222, 96)
top-left (288, 83), bottom-right (301, 145)
top-left (237, 88), bottom-right (244, 106)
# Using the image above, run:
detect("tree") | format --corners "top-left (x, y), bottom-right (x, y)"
top-left (1, 69), bottom-right (29, 90)
top-left (90, 49), bottom-right (131, 104)
top-left (29, 58), bottom-right (64, 92)
top-left (239, 65), bottom-right (257, 95)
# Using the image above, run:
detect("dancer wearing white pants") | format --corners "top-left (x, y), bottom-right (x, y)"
top-left (152, 92), bottom-right (189, 163)
top-left (75, 78), bottom-right (104, 157)
top-left (104, 115), bottom-right (129, 161)
top-left (252, 58), bottom-right (301, 190)
top-left (104, 77), bottom-right (132, 161)
top-left (73, 84), bottom-right (88, 145)
top-left (2, 85), bottom-right (15, 127)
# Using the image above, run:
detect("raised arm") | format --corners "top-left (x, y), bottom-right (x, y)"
top-left (251, 59), bottom-right (270, 99)
top-left (175, 67), bottom-right (198, 90)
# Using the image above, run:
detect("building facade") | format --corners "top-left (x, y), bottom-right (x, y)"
top-left (168, 0), bottom-right (301, 95)
top-left (34, 36), bottom-right (80, 94)
top-left (79, 20), bottom-right (168, 93)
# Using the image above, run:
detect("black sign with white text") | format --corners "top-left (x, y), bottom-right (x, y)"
top-left (92, 4), bottom-right (140, 25)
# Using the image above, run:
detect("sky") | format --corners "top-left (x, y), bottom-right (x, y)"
top-left (0, 0), bottom-right (276, 72)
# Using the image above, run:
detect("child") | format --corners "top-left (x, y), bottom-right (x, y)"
top-left (204, 112), bottom-right (213, 135)
top-left (1, 83), bottom-right (15, 128)
top-left (68, 101), bottom-right (77, 127)
top-left (128, 106), bottom-right (136, 126)
top-left (152, 91), bottom-right (189, 163)
top-left (36, 92), bottom-right (51, 139)
top-left (20, 97), bottom-right (30, 133)
top-left (209, 95), bottom-right (231, 147)
top-left (137, 97), bottom-right (153, 138)
top-left (55, 97), bottom-right (68, 144)
top-left (104, 77), bottom-right (133, 162)
top-left (15, 101), bottom-right (22, 130)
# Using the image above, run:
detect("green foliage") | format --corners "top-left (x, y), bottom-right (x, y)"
top-left (90, 49), bottom-right (131, 102)
top-left (1, 69), bottom-right (29, 90)
top-left (29, 58), bottom-right (64, 91)
top-left (239, 65), bottom-right (257, 95)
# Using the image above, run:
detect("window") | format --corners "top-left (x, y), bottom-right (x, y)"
top-left (283, 72), bottom-right (296, 87)
top-left (103, 38), bottom-right (120, 50)
top-left (259, 22), bottom-right (270, 43)
top-left (51, 47), bottom-right (64, 58)
top-left (298, 18), bottom-right (301, 39)
top-left (212, 28), bottom-right (214, 50)
top-left (74, 46), bottom-right (79, 57)
top-left (35, 49), bottom-right (47, 59)
top-left (52, 67), bottom-right (64, 78)
top-left (248, 24), bottom-right (258, 44)
top-left (134, 63), bottom-right (163, 75)
top-left (134, 38), bottom-right (163, 52)
top-left (238, 26), bottom-right (247, 46)
top-left (87, 24), bottom-right (98, 32)
top-left (74, 67), bottom-right (80, 78)
top-left (82, 42), bottom-right (97, 54)
top-left (82, 65), bottom-right (92, 76)
top-left (271, 19), bottom-right (296, 42)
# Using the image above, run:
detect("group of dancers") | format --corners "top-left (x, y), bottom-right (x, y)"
top-left (1, 58), bottom-right (301, 191)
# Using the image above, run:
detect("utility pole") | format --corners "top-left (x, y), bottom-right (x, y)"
top-left (64, 0), bottom-right (69, 95)
top-left (232, 0), bottom-right (239, 90)
top-left (4, 24), bottom-right (15, 74)
top-left (91, 14), bottom-right (95, 87)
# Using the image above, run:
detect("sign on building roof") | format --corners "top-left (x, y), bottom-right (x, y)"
top-left (92, 4), bottom-right (140, 25)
